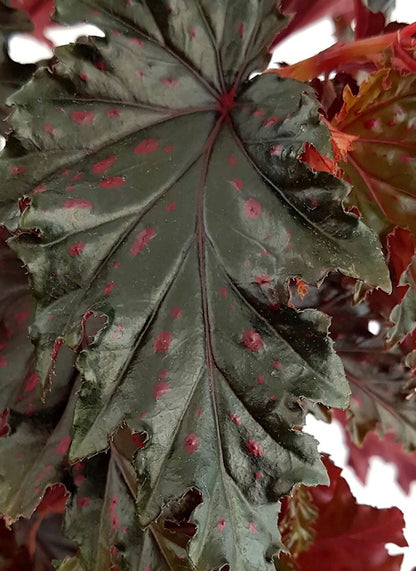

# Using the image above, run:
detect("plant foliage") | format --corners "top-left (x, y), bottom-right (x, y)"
top-left (0, 0), bottom-right (416, 569)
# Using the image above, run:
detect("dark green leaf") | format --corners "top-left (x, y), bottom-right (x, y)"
top-left (0, 376), bottom-right (77, 521)
top-left (387, 256), bottom-right (416, 347)
top-left (0, 226), bottom-right (35, 410)
top-left (60, 452), bottom-right (181, 571)
top-left (0, 1), bottom-right (390, 567)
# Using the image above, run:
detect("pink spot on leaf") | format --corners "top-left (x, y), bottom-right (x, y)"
top-left (364, 118), bottom-right (379, 130)
top-left (257, 375), bottom-right (265, 384)
top-left (134, 138), bottom-right (159, 154)
top-left (92, 155), bottom-right (117, 173)
top-left (79, 72), bottom-right (89, 81)
top-left (71, 111), bottom-right (95, 125)
top-left (158, 368), bottom-right (168, 379)
top-left (64, 198), bottom-right (92, 210)
top-left (99, 176), bottom-right (126, 188)
top-left (230, 413), bottom-right (241, 425)
top-left (110, 495), bottom-right (120, 529)
top-left (44, 124), bottom-right (55, 135)
top-left (153, 381), bottom-right (170, 400)
top-left (167, 202), bottom-right (176, 212)
top-left (184, 433), bottom-right (199, 453)
top-left (164, 144), bottom-right (174, 153)
top-left (270, 144), bottom-right (283, 156)
top-left (218, 518), bottom-right (226, 531)
top-left (238, 21), bottom-right (245, 38)
top-left (69, 241), bottom-right (85, 256)
top-left (243, 329), bottom-right (264, 351)
top-left (246, 439), bottom-right (264, 457)
top-left (33, 184), bottom-right (46, 194)
top-left (232, 178), bottom-right (243, 191)
top-left (244, 199), bottom-right (262, 219)
top-left (263, 116), bottom-right (282, 127)
top-left (255, 274), bottom-right (271, 286)
top-left (400, 153), bottom-right (413, 163)
top-left (11, 166), bottom-right (26, 175)
top-left (104, 281), bottom-right (116, 295)
top-left (154, 331), bottom-right (172, 353)
top-left (171, 307), bottom-right (181, 319)
top-left (130, 228), bottom-right (156, 255)
top-left (253, 109), bottom-right (264, 117)
top-left (106, 109), bottom-right (121, 117)
top-left (249, 522), bottom-right (258, 533)
top-left (71, 172), bottom-right (83, 182)
top-left (77, 497), bottom-right (90, 507)
top-left (56, 436), bottom-right (71, 455)
top-left (65, 186), bottom-right (76, 193)
top-left (129, 38), bottom-right (144, 47)
top-left (272, 360), bottom-right (281, 370)
top-left (162, 78), bottom-right (178, 87)
top-left (220, 287), bottom-right (228, 297)
top-left (255, 471), bottom-right (263, 480)
top-left (25, 373), bottom-right (40, 392)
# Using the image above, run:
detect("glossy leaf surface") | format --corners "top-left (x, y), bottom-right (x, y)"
top-left (0, 1), bottom-right (390, 568)
top-left (0, 226), bottom-right (35, 410)
top-left (61, 454), bottom-right (178, 571)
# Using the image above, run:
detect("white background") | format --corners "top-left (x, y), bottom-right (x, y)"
top-left (7, 1), bottom-right (416, 568)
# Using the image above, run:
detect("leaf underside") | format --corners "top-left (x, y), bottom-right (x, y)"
top-left (0, 1), bottom-right (390, 569)
top-left (335, 69), bottom-right (416, 238)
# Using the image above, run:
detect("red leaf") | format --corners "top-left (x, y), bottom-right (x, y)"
top-left (271, 0), bottom-right (353, 49)
top-left (336, 409), bottom-right (416, 494)
top-left (300, 143), bottom-right (340, 176)
top-left (11, 0), bottom-right (54, 42)
top-left (387, 227), bottom-right (415, 285)
top-left (295, 457), bottom-right (407, 570)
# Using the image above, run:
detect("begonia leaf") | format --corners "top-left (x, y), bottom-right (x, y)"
top-left (0, 226), bottom-right (35, 410)
top-left (334, 69), bottom-right (416, 237)
top-left (60, 453), bottom-right (183, 571)
top-left (335, 410), bottom-right (416, 494)
top-left (291, 272), bottom-right (416, 449)
top-left (10, 0), bottom-right (54, 42)
top-left (0, 1), bottom-right (390, 568)
top-left (0, 1), bottom-right (35, 132)
top-left (277, 457), bottom-right (407, 571)
top-left (0, 376), bottom-right (78, 522)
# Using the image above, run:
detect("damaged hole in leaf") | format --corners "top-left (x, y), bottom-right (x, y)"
top-left (80, 310), bottom-right (107, 348)
top-left (18, 196), bottom-right (31, 213)
top-left (112, 423), bottom-right (149, 461)
top-left (160, 488), bottom-right (203, 547)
